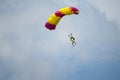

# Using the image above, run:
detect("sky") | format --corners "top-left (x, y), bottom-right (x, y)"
top-left (0, 0), bottom-right (120, 80)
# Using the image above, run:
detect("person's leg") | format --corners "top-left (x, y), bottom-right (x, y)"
top-left (72, 41), bottom-right (75, 46)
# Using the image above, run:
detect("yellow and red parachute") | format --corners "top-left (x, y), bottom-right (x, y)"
top-left (45, 6), bottom-right (79, 30)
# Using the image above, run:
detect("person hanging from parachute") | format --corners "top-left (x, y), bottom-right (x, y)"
top-left (68, 33), bottom-right (76, 47)
top-left (45, 6), bottom-right (79, 46)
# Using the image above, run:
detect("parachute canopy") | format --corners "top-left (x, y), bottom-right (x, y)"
top-left (45, 6), bottom-right (79, 30)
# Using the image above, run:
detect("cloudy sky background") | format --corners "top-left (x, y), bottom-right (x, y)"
top-left (0, 0), bottom-right (120, 80)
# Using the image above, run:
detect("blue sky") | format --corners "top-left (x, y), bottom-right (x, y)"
top-left (0, 0), bottom-right (120, 80)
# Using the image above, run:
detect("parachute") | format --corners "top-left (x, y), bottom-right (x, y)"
top-left (45, 6), bottom-right (79, 30)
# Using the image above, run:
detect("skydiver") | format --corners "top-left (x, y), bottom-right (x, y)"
top-left (68, 33), bottom-right (76, 47)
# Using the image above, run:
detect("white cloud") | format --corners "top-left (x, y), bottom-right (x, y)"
top-left (52, 0), bottom-right (79, 7)
top-left (87, 0), bottom-right (120, 27)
